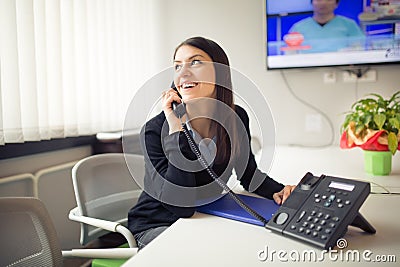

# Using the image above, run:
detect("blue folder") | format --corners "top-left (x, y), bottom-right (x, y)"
top-left (196, 193), bottom-right (279, 226)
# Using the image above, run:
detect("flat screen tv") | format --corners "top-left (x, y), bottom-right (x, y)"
top-left (266, 0), bottom-right (400, 70)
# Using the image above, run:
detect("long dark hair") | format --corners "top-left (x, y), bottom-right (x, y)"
top-left (173, 37), bottom-right (237, 164)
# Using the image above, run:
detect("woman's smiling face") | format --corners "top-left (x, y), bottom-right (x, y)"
top-left (173, 45), bottom-right (216, 102)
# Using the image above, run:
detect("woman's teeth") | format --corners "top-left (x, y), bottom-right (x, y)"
top-left (181, 82), bottom-right (198, 89)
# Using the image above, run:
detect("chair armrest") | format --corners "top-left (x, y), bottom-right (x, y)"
top-left (69, 207), bottom-right (137, 247)
top-left (115, 224), bottom-right (137, 248)
top-left (62, 248), bottom-right (138, 259)
top-left (69, 207), bottom-right (119, 232)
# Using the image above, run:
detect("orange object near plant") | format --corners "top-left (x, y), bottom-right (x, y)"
top-left (340, 129), bottom-right (400, 152)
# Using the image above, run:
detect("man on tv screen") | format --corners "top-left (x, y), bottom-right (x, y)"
top-left (287, 0), bottom-right (365, 53)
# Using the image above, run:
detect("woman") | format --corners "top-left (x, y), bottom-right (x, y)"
top-left (128, 36), bottom-right (295, 249)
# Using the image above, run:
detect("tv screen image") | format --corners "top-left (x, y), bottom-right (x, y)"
top-left (266, 0), bottom-right (400, 69)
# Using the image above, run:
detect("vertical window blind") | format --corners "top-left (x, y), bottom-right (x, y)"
top-left (0, 0), bottom-right (159, 145)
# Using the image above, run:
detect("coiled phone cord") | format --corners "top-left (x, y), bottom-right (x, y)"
top-left (180, 123), bottom-right (269, 227)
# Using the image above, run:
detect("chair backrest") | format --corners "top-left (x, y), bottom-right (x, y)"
top-left (0, 197), bottom-right (63, 267)
top-left (72, 153), bottom-right (144, 245)
top-left (0, 173), bottom-right (35, 197)
top-left (35, 161), bottom-right (81, 250)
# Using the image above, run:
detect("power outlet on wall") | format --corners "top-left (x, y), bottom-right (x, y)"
top-left (342, 69), bottom-right (377, 83)
top-left (323, 71), bottom-right (336, 83)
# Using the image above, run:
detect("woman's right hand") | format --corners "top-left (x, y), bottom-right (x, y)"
top-left (162, 88), bottom-right (184, 134)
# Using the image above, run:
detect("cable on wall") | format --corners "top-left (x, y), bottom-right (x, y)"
top-left (280, 70), bottom-right (335, 148)
top-left (355, 77), bottom-right (360, 101)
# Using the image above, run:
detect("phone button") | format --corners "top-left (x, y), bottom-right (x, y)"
top-left (296, 210), bottom-right (306, 222)
top-left (275, 212), bottom-right (289, 225)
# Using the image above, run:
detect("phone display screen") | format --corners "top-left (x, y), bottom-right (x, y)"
top-left (329, 181), bottom-right (355, 192)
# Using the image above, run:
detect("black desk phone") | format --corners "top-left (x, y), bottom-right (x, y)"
top-left (266, 172), bottom-right (376, 249)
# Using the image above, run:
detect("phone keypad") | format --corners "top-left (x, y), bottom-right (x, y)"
top-left (289, 189), bottom-right (351, 241)
top-left (289, 208), bottom-right (341, 240)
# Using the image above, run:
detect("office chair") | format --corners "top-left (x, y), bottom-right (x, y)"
top-left (0, 197), bottom-right (64, 267)
top-left (68, 153), bottom-right (144, 267)
top-left (0, 197), bottom-right (138, 267)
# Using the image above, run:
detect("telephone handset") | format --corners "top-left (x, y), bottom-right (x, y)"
top-left (266, 172), bottom-right (376, 249)
top-left (171, 83), bottom-right (187, 118)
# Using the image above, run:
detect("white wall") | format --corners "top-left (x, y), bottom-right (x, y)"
top-left (154, 0), bottom-right (400, 146)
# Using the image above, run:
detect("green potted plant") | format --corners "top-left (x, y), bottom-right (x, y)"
top-left (340, 91), bottom-right (400, 175)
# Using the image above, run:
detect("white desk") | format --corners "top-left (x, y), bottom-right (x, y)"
top-left (123, 146), bottom-right (400, 266)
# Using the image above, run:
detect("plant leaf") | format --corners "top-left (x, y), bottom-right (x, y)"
top-left (341, 115), bottom-right (352, 133)
top-left (374, 114), bottom-right (386, 130)
top-left (389, 117), bottom-right (400, 130)
top-left (388, 132), bottom-right (398, 155)
top-left (363, 114), bottom-right (373, 126)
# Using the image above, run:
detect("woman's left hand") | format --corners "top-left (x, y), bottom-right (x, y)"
top-left (273, 185), bottom-right (296, 205)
